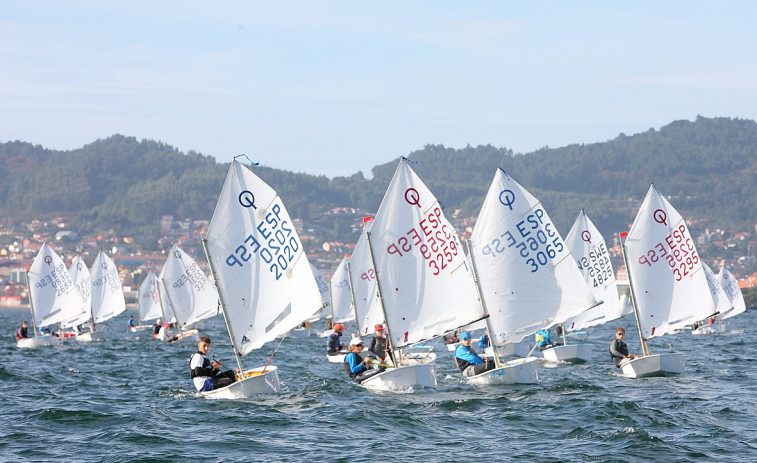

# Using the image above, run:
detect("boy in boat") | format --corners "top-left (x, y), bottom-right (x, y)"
top-left (535, 328), bottom-right (560, 350)
top-left (454, 332), bottom-right (496, 377)
top-left (159, 322), bottom-right (179, 343)
top-left (189, 336), bottom-right (239, 392)
top-left (152, 319), bottom-right (162, 338)
top-left (344, 337), bottom-right (385, 384)
top-left (368, 324), bottom-right (393, 364)
top-left (327, 323), bottom-right (346, 356)
top-left (127, 315), bottom-right (136, 330)
top-left (609, 327), bottom-right (634, 368)
top-left (16, 320), bottom-right (29, 339)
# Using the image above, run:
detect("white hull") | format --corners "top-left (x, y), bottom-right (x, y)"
top-left (541, 344), bottom-right (592, 363)
top-left (130, 325), bottom-right (153, 332)
top-left (327, 352), bottom-right (348, 363)
top-left (201, 366), bottom-right (280, 398)
top-left (76, 331), bottom-right (107, 342)
top-left (465, 357), bottom-right (539, 385)
top-left (692, 324), bottom-right (725, 335)
top-left (360, 354), bottom-right (437, 392)
top-left (620, 353), bottom-right (685, 378)
top-left (176, 329), bottom-right (200, 343)
top-left (17, 336), bottom-right (61, 348)
top-left (495, 342), bottom-right (532, 358)
top-left (288, 328), bottom-right (311, 338)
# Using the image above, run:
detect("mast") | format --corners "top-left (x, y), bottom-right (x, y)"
top-left (25, 270), bottom-right (39, 337)
top-left (345, 261), bottom-right (362, 337)
top-left (465, 237), bottom-right (501, 368)
top-left (202, 238), bottom-right (245, 374)
top-left (619, 232), bottom-right (649, 356)
top-left (364, 230), bottom-right (399, 364)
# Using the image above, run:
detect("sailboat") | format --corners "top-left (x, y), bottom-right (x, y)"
top-left (159, 244), bottom-right (220, 342)
top-left (691, 263), bottom-right (730, 335)
top-left (88, 250), bottom-right (127, 339)
top-left (201, 158), bottom-right (323, 398)
top-left (18, 243), bottom-right (86, 348)
top-left (289, 264), bottom-right (331, 337)
top-left (324, 255), bottom-right (356, 363)
top-left (467, 169), bottom-right (596, 383)
top-left (135, 271), bottom-right (163, 332)
top-left (349, 159), bottom-right (485, 392)
top-left (547, 210), bottom-right (623, 362)
top-left (619, 184), bottom-right (715, 378)
top-left (718, 265), bottom-right (746, 321)
top-left (66, 255), bottom-right (105, 342)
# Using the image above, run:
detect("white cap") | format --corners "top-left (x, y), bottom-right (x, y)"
top-left (349, 337), bottom-right (364, 347)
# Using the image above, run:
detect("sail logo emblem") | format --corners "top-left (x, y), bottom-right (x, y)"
top-left (238, 190), bottom-right (257, 209)
top-left (241, 335), bottom-right (251, 344)
top-left (581, 231), bottom-right (592, 243)
top-left (653, 209), bottom-right (667, 226)
top-left (404, 188), bottom-right (421, 208)
top-left (44, 256), bottom-right (52, 266)
top-left (498, 189), bottom-right (515, 210)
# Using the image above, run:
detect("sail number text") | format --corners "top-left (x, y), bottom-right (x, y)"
top-left (171, 261), bottom-right (210, 292)
top-left (576, 242), bottom-right (614, 287)
top-left (224, 202), bottom-right (301, 280)
top-left (385, 206), bottom-right (460, 276)
top-left (479, 208), bottom-right (566, 273)
top-left (636, 223), bottom-right (699, 282)
top-left (36, 262), bottom-right (75, 297)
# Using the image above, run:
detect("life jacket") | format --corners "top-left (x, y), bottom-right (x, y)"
top-left (454, 345), bottom-right (478, 372)
top-left (16, 328), bottom-right (21, 340)
top-left (609, 339), bottom-right (628, 360)
top-left (189, 352), bottom-right (216, 379)
top-left (343, 352), bottom-right (363, 378)
top-left (327, 332), bottom-right (341, 352)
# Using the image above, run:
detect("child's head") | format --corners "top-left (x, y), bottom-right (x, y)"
top-left (198, 336), bottom-right (211, 352)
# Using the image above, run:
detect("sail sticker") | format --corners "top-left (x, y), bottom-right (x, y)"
top-left (479, 207), bottom-right (569, 274)
top-left (241, 335), bottom-right (251, 344)
top-left (498, 189), bottom-right (515, 209)
top-left (385, 205), bottom-right (461, 277)
top-left (635, 222), bottom-right (700, 283)
top-left (238, 190), bottom-right (257, 209)
top-left (404, 188), bottom-right (421, 208)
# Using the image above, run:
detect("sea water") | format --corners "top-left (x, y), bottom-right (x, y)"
top-left (2, 308), bottom-right (756, 462)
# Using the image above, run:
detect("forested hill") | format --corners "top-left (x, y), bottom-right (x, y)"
top-left (1, 116), bottom-right (755, 240)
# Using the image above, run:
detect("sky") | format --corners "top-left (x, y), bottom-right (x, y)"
top-left (2, 1), bottom-right (756, 178)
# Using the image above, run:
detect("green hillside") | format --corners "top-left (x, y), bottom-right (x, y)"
top-left (1, 116), bottom-right (755, 241)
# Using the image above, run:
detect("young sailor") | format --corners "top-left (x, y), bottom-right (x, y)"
top-left (343, 338), bottom-right (385, 384)
top-left (368, 324), bottom-right (393, 364)
top-left (16, 320), bottom-right (29, 339)
top-left (454, 332), bottom-right (496, 377)
top-left (152, 319), bottom-right (162, 338)
top-left (327, 323), bottom-right (346, 355)
top-left (189, 336), bottom-right (238, 392)
top-left (609, 327), bottom-right (634, 368)
top-left (535, 328), bottom-right (559, 350)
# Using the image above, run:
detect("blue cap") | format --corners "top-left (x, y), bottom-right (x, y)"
top-left (460, 332), bottom-right (472, 341)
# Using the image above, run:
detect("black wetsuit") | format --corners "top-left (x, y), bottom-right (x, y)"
top-left (609, 339), bottom-right (630, 368)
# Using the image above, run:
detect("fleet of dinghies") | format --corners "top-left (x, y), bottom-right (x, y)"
top-left (14, 160), bottom-right (751, 395)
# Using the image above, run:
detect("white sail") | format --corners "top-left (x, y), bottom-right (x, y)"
top-left (90, 250), bottom-right (126, 324)
top-left (329, 255), bottom-right (355, 324)
top-left (624, 185), bottom-right (714, 338)
top-left (61, 255), bottom-right (92, 329)
top-left (157, 262), bottom-right (177, 324)
top-left (562, 210), bottom-right (622, 331)
top-left (160, 245), bottom-right (219, 328)
top-left (204, 159), bottom-right (322, 355)
top-left (137, 271), bottom-right (163, 322)
top-left (702, 262), bottom-right (731, 316)
top-left (348, 224), bottom-right (385, 336)
top-left (470, 169), bottom-right (596, 344)
top-left (718, 266), bottom-right (746, 320)
top-left (307, 264), bottom-right (331, 322)
top-left (27, 243), bottom-right (86, 327)
top-left (367, 160), bottom-right (483, 348)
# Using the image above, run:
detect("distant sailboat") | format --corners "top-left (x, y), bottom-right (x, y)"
top-left (19, 243), bottom-right (85, 348)
top-left (691, 262), bottom-right (730, 335)
top-left (135, 271), bottom-right (163, 331)
top-left (61, 255), bottom-right (92, 337)
top-left (201, 158), bottom-right (323, 398)
top-left (468, 169), bottom-right (596, 382)
top-left (160, 244), bottom-right (220, 342)
top-left (718, 265), bottom-right (746, 321)
top-left (550, 210), bottom-right (623, 362)
top-left (619, 184), bottom-right (715, 378)
top-left (324, 255), bottom-right (356, 363)
top-left (88, 250), bottom-right (127, 340)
